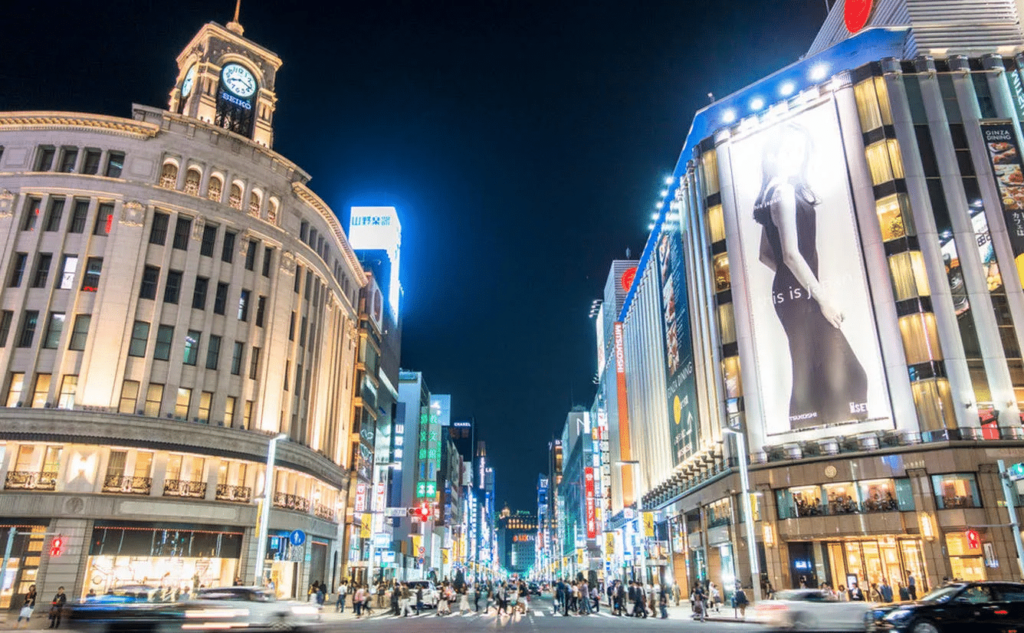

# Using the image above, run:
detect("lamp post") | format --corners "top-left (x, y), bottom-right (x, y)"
top-left (254, 433), bottom-right (287, 586)
top-left (722, 428), bottom-right (761, 601)
top-left (616, 460), bottom-right (645, 584)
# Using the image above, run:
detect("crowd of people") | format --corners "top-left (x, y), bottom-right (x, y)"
top-left (328, 578), bottom-right (536, 618)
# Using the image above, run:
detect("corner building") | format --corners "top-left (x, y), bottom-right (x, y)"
top-left (0, 17), bottom-right (365, 606)
top-left (616, 0), bottom-right (1024, 600)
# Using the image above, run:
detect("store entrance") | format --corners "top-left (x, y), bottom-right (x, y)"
top-left (825, 538), bottom-right (928, 595)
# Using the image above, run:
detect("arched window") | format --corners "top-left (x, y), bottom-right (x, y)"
top-left (159, 162), bottom-right (179, 189)
top-left (207, 175), bottom-right (223, 202)
top-left (183, 168), bottom-right (202, 196)
top-left (268, 198), bottom-right (279, 224)
top-left (248, 190), bottom-right (262, 216)
top-left (229, 183), bottom-right (243, 210)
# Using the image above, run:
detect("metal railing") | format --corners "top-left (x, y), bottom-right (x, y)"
top-left (163, 479), bottom-right (207, 498)
top-left (314, 502), bottom-right (336, 522)
top-left (102, 475), bottom-right (152, 495)
top-left (274, 492), bottom-right (310, 512)
top-left (4, 470), bottom-right (58, 491)
top-left (216, 484), bottom-right (252, 503)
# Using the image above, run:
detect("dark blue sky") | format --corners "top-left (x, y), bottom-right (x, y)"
top-left (0, 1), bottom-right (826, 510)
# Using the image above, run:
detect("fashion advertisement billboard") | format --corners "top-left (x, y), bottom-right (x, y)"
top-left (981, 120), bottom-right (1024, 289)
top-left (727, 100), bottom-right (891, 438)
top-left (656, 224), bottom-right (700, 465)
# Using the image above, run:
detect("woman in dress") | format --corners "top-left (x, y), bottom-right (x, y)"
top-left (459, 587), bottom-right (470, 615)
top-left (16, 584), bottom-right (36, 628)
top-left (754, 123), bottom-right (868, 429)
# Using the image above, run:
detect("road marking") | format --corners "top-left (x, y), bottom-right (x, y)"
top-left (533, 610), bottom-right (544, 617)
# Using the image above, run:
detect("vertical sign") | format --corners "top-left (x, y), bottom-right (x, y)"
top-left (981, 121), bottom-right (1024, 289)
top-left (584, 467), bottom-right (596, 539)
top-left (354, 483), bottom-right (367, 512)
top-left (613, 322), bottom-right (634, 504)
top-left (643, 512), bottom-right (655, 538)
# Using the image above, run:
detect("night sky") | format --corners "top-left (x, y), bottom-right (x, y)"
top-left (0, 1), bottom-right (826, 510)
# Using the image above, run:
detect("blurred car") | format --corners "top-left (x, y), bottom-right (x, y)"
top-left (191, 587), bottom-right (320, 630)
top-left (749, 589), bottom-right (877, 631)
top-left (405, 580), bottom-right (439, 608)
top-left (877, 582), bottom-right (1024, 633)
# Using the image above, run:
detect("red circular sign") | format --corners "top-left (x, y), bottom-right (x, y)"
top-left (621, 267), bottom-right (638, 293)
top-left (844, 0), bottom-right (873, 33)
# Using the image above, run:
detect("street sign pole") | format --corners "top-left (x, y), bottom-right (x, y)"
top-left (998, 460), bottom-right (1024, 580)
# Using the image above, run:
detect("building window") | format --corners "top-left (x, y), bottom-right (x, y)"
top-left (31, 374), bottom-right (50, 408)
top-left (105, 152), bottom-right (125, 178)
top-left (154, 325), bottom-right (174, 361)
top-left (244, 239), bottom-right (257, 270)
top-left (8, 253), bottom-right (26, 287)
top-left (237, 289), bottom-right (250, 321)
top-left (22, 198), bottom-right (40, 231)
top-left (183, 330), bottom-right (201, 366)
top-left (876, 194), bottom-right (915, 242)
top-left (0, 311), bottom-right (12, 347)
top-left (945, 532), bottom-right (987, 581)
top-left (262, 246), bottom-right (273, 277)
top-left (222, 231), bottom-right (236, 263)
top-left (69, 199), bottom-right (89, 233)
top-left (159, 162), bottom-right (179, 189)
top-left (700, 149), bottom-right (719, 197)
top-left (255, 296), bottom-right (266, 327)
top-left (912, 378), bottom-right (956, 432)
top-left (43, 312), bottom-right (65, 349)
top-left (174, 387), bottom-right (192, 420)
top-left (853, 76), bottom-right (893, 132)
top-left (718, 304), bottom-right (736, 346)
top-left (163, 270), bottom-right (183, 304)
top-left (82, 149), bottom-right (101, 175)
top-left (57, 255), bottom-right (78, 290)
top-left (242, 400), bottom-right (253, 429)
top-left (119, 380), bottom-right (140, 414)
top-left (864, 139), bottom-right (905, 186)
top-left (139, 266), bottom-right (160, 300)
top-left (206, 335), bottom-right (221, 370)
top-left (198, 391), bottom-right (212, 423)
top-left (214, 282), bottom-right (228, 315)
top-left (5, 372), bottom-right (24, 406)
top-left (207, 176), bottom-right (223, 202)
top-left (128, 321), bottom-right (150, 357)
top-left (172, 217), bottom-right (192, 250)
top-left (93, 202), bottom-right (114, 236)
top-left (289, 312), bottom-right (296, 341)
top-left (192, 277), bottom-right (209, 310)
top-left (81, 257), bottom-right (102, 291)
top-left (294, 265), bottom-right (302, 293)
top-left (44, 198), bottom-right (65, 231)
top-left (184, 168), bottom-right (201, 195)
top-left (35, 146), bottom-right (56, 171)
top-left (231, 341), bottom-right (244, 376)
top-left (150, 212), bottom-right (169, 245)
top-left (17, 311), bottom-right (38, 348)
top-left (899, 313), bottom-right (943, 365)
top-left (31, 254), bottom-right (52, 288)
top-left (933, 474), bottom-right (981, 509)
top-left (249, 347), bottom-right (261, 379)
top-left (58, 147), bottom-right (78, 173)
top-left (713, 253), bottom-right (730, 293)
top-left (58, 375), bottom-right (77, 409)
top-left (68, 315), bottom-right (90, 351)
top-left (224, 396), bottom-right (236, 426)
top-left (229, 183), bottom-right (243, 210)
top-left (144, 383), bottom-right (163, 417)
top-left (200, 225), bottom-right (217, 256)
top-left (283, 361), bottom-right (290, 391)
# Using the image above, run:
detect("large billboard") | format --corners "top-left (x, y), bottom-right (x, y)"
top-left (727, 101), bottom-right (891, 439)
top-left (657, 224), bottom-right (700, 465)
top-left (981, 121), bottom-right (1024, 289)
top-left (349, 206), bottom-right (402, 320)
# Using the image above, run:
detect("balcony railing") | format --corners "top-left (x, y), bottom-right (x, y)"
top-left (314, 502), bottom-right (337, 522)
top-left (5, 470), bottom-right (58, 491)
top-left (707, 516), bottom-right (731, 529)
top-left (102, 475), bottom-right (152, 495)
top-left (163, 479), bottom-right (207, 499)
top-left (216, 484), bottom-right (252, 503)
top-left (274, 492), bottom-right (310, 512)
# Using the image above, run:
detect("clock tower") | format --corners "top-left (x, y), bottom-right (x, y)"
top-left (169, 9), bottom-right (282, 148)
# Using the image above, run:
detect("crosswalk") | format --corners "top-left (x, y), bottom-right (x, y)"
top-left (363, 608), bottom-right (712, 622)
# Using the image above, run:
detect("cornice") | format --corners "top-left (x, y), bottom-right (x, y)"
top-left (292, 182), bottom-right (369, 288)
top-left (0, 111), bottom-right (159, 139)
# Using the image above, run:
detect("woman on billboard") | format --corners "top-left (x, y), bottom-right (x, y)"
top-left (753, 123), bottom-right (867, 430)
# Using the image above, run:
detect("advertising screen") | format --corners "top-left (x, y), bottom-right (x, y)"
top-left (584, 467), bottom-right (596, 539)
top-left (727, 100), bottom-right (891, 438)
top-left (656, 222), bottom-right (700, 465)
top-left (982, 121), bottom-right (1024, 288)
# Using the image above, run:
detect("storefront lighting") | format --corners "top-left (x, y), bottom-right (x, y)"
top-left (762, 524), bottom-right (775, 547)
top-left (750, 97), bottom-right (765, 110)
top-left (809, 62), bottom-right (829, 81)
top-left (722, 109), bottom-right (737, 124)
top-left (780, 81), bottom-right (795, 96)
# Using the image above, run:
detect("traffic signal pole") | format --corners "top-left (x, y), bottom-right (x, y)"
top-left (998, 460), bottom-right (1024, 581)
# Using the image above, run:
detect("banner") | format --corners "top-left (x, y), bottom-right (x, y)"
top-left (643, 512), bottom-right (654, 538)
top-left (727, 99), bottom-right (891, 438)
top-left (613, 322), bottom-right (633, 504)
top-left (981, 120), bottom-right (1024, 289)
top-left (656, 222), bottom-right (700, 465)
top-left (354, 483), bottom-right (367, 512)
top-left (584, 467), bottom-right (596, 539)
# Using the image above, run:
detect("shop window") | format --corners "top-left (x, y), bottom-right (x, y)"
top-left (789, 485), bottom-right (822, 517)
top-left (706, 204), bottom-right (725, 243)
top-left (824, 482), bottom-right (859, 515)
top-left (159, 162), bottom-right (179, 189)
top-left (701, 150), bottom-right (720, 197)
top-left (932, 474), bottom-right (981, 509)
top-left (876, 194), bottom-right (915, 242)
top-left (856, 479), bottom-right (900, 513)
top-left (713, 253), bottom-right (730, 293)
top-left (888, 251), bottom-right (930, 301)
top-left (912, 378), bottom-right (956, 431)
top-left (898, 313), bottom-right (943, 365)
top-left (945, 532), bottom-right (986, 580)
top-left (707, 498), bottom-right (732, 527)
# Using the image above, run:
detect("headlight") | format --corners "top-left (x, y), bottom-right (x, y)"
top-left (884, 608), bottom-right (913, 623)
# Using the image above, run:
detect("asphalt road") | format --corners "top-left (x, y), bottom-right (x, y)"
top-left (323, 594), bottom-right (764, 632)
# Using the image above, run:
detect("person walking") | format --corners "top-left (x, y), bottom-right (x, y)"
top-left (362, 585), bottom-right (374, 617)
top-left (415, 586), bottom-right (424, 615)
top-left (898, 581), bottom-right (910, 602)
top-left (401, 584), bottom-right (413, 617)
top-left (907, 574), bottom-right (917, 600)
top-left (353, 586), bottom-right (364, 618)
top-left (390, 585), bottom-right (400, 615)
top-left (17, 584), bottom-right (36, 629)
top-left (659, 585), bottom-right (669, 619)
top-left (733, 585), bottom-right (749, 620)
top-left (879, 579), bottom-right (893, 603)
top-left (47, 587), bottom-right (66, 629)
top-left (459, 587), bottom-right (470, 615)
top-left (336, 582), bottom-right (347, 613)
top-left (473, 583), bottom-right (482, 612)
top-left (691, 584), bottom-right (706, 622)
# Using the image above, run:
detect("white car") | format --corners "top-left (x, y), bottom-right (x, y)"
top-left (406, 581), bottom-right (439, 608)
top-left (186, 586), bottom-right (321, 631)
top-left (750, 589), bottom-right (875, 631)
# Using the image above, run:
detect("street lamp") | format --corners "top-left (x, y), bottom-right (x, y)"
top-left (616, 460), bottom-right (645, 584)
top-left (722, 428), bottom-right (761, 601)
top-left (254, 433), bottom-right (287, 586)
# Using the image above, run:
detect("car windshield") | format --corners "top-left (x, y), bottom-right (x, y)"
top-left (918, 586), bottom-right (963, 604)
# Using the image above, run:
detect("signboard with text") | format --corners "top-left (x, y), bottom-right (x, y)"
top-left (585, 467), bottom-right (597, 539)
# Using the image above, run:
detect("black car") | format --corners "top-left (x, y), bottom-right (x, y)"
top-left (878, 581), bottom-right (1024, 633)
top-left (527, 582), bottom-right (541, 596)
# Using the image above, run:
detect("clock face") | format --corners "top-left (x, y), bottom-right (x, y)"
top-left (221, 63), bottom-right (257, 99)
top-left (181, 65), bottom-right (197, 99)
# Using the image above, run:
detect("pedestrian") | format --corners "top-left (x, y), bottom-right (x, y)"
top-left (47, 586), bottom-right (66, 629)
top-left (849, 583), bottom-right (865, 601)
top-left (898, 581), bottom-right (910, 602)
top-left (869, 582), bottom-right (882, 602)
top-left (879, 578), bottom-right (893, 603)
top-left (692, 584), bottom-right (706, 622)
top-left (17, 584), bottom-right (36, 629)
top-left (315, 582), bottom-right (325, 609)
top-left (907, 574), bottom-right (917, 600)
top-left (353, 586), bottom-right (364, 618)
top-left (390, 585), bottom-right (400, 615)
top-left (591, 584), bottom-right (600, 613)
top-left (459, 587), bottom-right (470, 615)
top-left (362, 585), bottom-right (373, 616)
top-left (416, 586), bottom-right (424, 615)
top-left (474, 583), bottom-right (482, 612)
top-left (837, 585), bottom-right (849, 601)
top-left (659, 585), bottom-right (669, 619)
top-left (336, 582), bottom-right (347, 613)
top-left (401, 584), bottom-right (413, 617)
top-left (709, 581), bottom-right (721, 613)
top-left (733, 584), bottom-right (748, 619)
top-left (308, 580), bottom-right (319, 603)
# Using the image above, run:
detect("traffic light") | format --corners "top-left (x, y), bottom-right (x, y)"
top-left (965, 529), bottom-right (980, 550)
top-left (416, 503), bottom-right (432, 522)
top-left (1008, 463), bottom-right (1024, 481)
top-left (49, 535), bottom-right (64, 557)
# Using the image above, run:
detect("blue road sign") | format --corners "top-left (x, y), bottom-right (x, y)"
top-left (289, 530), bottom-right (306, 546)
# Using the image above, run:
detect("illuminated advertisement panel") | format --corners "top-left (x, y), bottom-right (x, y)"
top-left (584, 467), bottom-right (596, 539)
top-left (727, 99), bottom-right (892, 439)
top-left (981, 121), bottom-right (1024, 288)
top-left (656, 221), bottom-right (700, 464)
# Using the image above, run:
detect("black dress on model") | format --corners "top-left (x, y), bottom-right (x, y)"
top-left (753, 184), bottom-right (868, 430)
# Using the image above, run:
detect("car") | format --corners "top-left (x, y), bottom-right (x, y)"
top-left (528, 582), bottom-right (541, 596)
top-left (189, 587), bottom-right (321, 631)
top-left (877, 581), bottom-right (1024, 633)
top-left (405, 581), bottom-right (439, 608)
top-left (749, 589), bottom-right (877, 631)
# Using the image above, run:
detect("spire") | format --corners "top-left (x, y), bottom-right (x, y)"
top-left (227, 0), bottom-right (244, 35)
